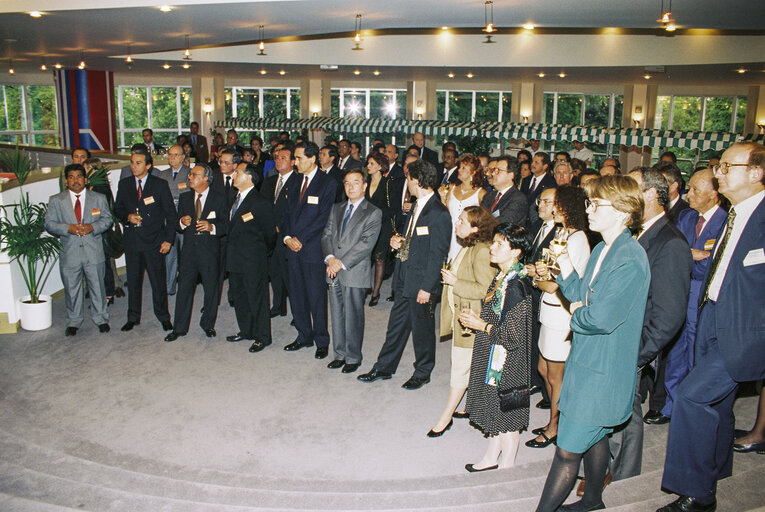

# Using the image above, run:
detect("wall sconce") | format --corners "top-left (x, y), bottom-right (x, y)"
top-left (203, 97), bottom-right (214, 114)
top-left (311, 108), bottom-right (319, 118)
top-left (758, 122), bottom-right (765, 134)
top-left (415, 101), bottom-right (424, 120)
top-left (521, 112), bottom-right (530, 123)
top-left (633, 106), bottom-right (644, 127)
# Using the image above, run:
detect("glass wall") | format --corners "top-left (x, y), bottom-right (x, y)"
top-left (329, 88), bottom-right (407, 152)
top-left (435, 89), bottom-right (512, 152)
top-left (0, 84), bottom-right (59, 146)
top-left (223, 86), bottom-right (301, 143)
top-left (116, 85), bottom-right (192, 149)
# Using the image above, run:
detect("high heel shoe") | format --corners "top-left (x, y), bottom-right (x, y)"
top-left (369, 294), bottom-right (380, 307)
top-left (452, 411), bottom-right (469, 419)
top-left (525, 433), bottom-right (557, 448)
top-left (531, 426), bottom-right (548, 436)
top-left (427, 419), bottom-right (453, 438)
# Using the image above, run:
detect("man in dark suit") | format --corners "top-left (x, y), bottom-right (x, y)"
top-left (114, 150), bottom-right (177, 332)
top-left (261, 146), bottom-right (300, 318)
top-left (223, 129), bottom-right (245, 156)
top-left (521, 152), bottom-right (557, 226)
top-left (210, 148), bottom-right (239, 305)
top-left (188, 121), bottom-right (209, 163)
top-left (225, 162), bottom-right (277, 353)
top-left (608, 169), bottom-right (692, 482)
top-left (662, 169), bottom-right (727, 419)
top-left (319, 144), bottom-right (346, 203)
top-left (659, 143), bottom-right (765, 512)
top-left (358, 159), bottom-right (451, 390)
top-left (438, 148), bottom-right (459, 186)
top-left (120, 144), bottom-right (161, 180)
top-left (410, 131), bottom-right (439, 168)
top-left (337, 140), bottom-right (362, 172)
top-left (390, 154), bottom-right (418, 235)
top-left (656, 162), bottom-right (690, 223)
top-left (281, 141), bottom-right (338, 359)
top-left (384, 144), bottom-right (405, 181)
top-left (164, 164), bottom-right (228, 342)
top-left (321, 170), bottom-right (382, 373)
top-left (156, 145), bottom-right (191, 296)
top-left (481, 155), bottom-right (528, 227)
top-left (142, 128), bottom-right (165, 155)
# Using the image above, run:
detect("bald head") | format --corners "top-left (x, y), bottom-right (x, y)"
top-left (687, 168), bottom-right (719, 214)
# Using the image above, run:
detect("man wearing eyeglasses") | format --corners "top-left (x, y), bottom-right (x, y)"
top-left (658, 142), bottom-right (765, 512)
top-left (480, 155), bottom-right (528, 227)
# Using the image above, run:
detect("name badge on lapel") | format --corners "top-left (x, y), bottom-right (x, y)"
top-left (743, 248), bottom-right (765, 267)
top-left (241, 212), bottom-right (254, 222)
top-left (91, 208), bottom-right (101, 216)
top-left (703, 239), bottom-right (716, 251)
top-left (207, 211), bottom-right (216, 219)
top-left (177, 182), bottom-right (187, 190)
top-left (307, 195), bottom-right (319, 205)
top-left (143, 196), bottom-right (155, 205)
top-left (416, 226), bottom-right (429, 236)
top-left (492, 210), bottom-right (500, 218)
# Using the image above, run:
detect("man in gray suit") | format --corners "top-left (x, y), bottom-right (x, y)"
top-left (45, 164), bottom-right (113, 336)
top-left (321, 169), bottom-right (382, 373)
top-left (155, 145), bottom-right (191, 295)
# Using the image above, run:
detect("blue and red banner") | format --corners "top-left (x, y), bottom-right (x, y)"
top-left (54, 69), bottom-right (117, 152)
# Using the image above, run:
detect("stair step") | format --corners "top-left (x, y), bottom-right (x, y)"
top-left (0, 492), bottom-right (83, 512)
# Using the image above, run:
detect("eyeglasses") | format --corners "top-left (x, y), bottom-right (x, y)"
top-left (584, 198), bottom-right (613, 211)
top-left (712, 162), bottom-right (749, 175)
top-left (535, 198), bottom-right (555, 206)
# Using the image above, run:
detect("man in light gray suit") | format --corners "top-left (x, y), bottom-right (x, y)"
top-left (321, 169), bottom-right (382, 373)
top-left (155, 144), bottom-right (191, 295)
top-left (45, 164), bottom-right (113, 336)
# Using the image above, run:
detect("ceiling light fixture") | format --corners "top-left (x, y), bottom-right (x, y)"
top-left (353, 69), bottom-right (361, 75)
top-left (373, 70), bottom-right (380, 76)
top-left (448, 72), bottom-right (454, 78)
top-left (466, 72), bottom-right (474, 78)
top-left (259, 69), bottom-right (267, 75)
top-left (537, 72), bottom-right (546, 78)
top-left (441, 26), bottom-right (449, 30)
top-left (8, 59), bottom-right (14, 75)
top-left (523, 22), bottom-right (535, 30)
top-left (162, 63), bottom-right (170, 69)
top-left (257, 25), bottom-right (267, 56)
top-left (558, 71), bottom-right (566, 78)
top-left (182, 62), bottom-right (190, 69)
top-left (78, 50), bottom-right (86, 69)
top-left (644, 73), bottom-right (652, 79)
top-left (40, 58), bottom-right (47, 71)
top-left (736, 67), bottom-right (747, 74)
top-left (28, 11), bottom-right (42, 17)
top-left (125, 43), bottom-right (133, 64)
top-left (159, 5), bottom-right (172, 13)
top-left (54, 63), bottom-right (62, 69)
top-left (279, 69), bottom-right (286, 75)
top-left (482, 1), bottom-right (496, 43)
top-left (657, 0), bottom-right (677, 32)
top-left (183, 34), bottom-right (192, 60)
top-left (352, 14), bottom-right (363, 50)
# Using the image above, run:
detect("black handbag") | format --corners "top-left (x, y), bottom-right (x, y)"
top-left (498, 385), bottom-right (530, 412)
top-left (102, 228), bottom-right (124, 258)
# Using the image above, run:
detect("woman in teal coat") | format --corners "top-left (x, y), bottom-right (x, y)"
top-left (535, 175), bottom-right (650, 512)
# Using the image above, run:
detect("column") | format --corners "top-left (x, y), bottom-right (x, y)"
top-left (620, 83), bottom-right (658, 170)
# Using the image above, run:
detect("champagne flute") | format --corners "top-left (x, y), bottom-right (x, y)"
top-left (134, 208), bottom-right (142, 227)
top-left (459, 298), bottom-right (472, 336)
top-left (441, 258), bottom-right (451, 283)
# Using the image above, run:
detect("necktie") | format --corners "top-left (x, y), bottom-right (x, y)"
top-left (192, 135), bottom-right (197, 145)
top-left (442, 170), bottom-right (449, 185)
top-left (274, 175), bottom-right (284, 204)
top-left (341, 203), bottom-right (354, 236)
top-left (530, 177), bottom-right (537, 192)
top-left (74, 194), bottom-right (82, 224)
top-left (490, 191), bottom-right (503, 212)
top-left (195, 193), bottom-right (203, 220)
top-left (225, 176), bottom-right (231, 190)
top-left (173, 170), bottom-right (178, 181)
top-left (533, 223), bottom-right (548, 252)
top-left (702, 208), bottom-right (736, 305)
top-left (137, 179), bottom-right (143, 200)
top-left (230, 193), bottom-right (241, 220)
top-left (299, 175), bottom-right (308, 202)
top-left (695, 215), bottom-right (705, 242)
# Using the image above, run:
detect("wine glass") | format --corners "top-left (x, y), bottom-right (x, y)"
top-left (459, 298), bottom-right (472, 336)
top-left (134, 208), bottom-right (142, 227)
top-left (441, 258), bottom-right (451, 283)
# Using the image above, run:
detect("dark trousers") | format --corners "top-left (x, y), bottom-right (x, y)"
top-left (268, 244), bottom-right (288, 315)
top-left (608, 376), bottom-right (644, 481)
top-left (661, 301), bottom-right (737, 500)
top-left (172, 252), bottom-right (220, 334)
top-left (373, 275), bottom-right (436, 379)
top-left (229, 270), bottom-right (271, 342)
top-left (125, 248), bottom-right (170, 324)
top-left (104, 256), bottom-right (115, 297)
top-left (217, 239), bottom-right (229, 306)
top-left (640, 352), bottom-right (669, 412)
top-left (287, 258), bottom-right (329, 348)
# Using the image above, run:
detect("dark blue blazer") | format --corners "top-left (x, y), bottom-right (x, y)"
top-left (701, 195), bottom-right (765, 382)
top-left (281, 169), bottom-right (338, 265)
top-left (114, 174), bottom-right (177, 251)
top-left (676, 206), bottom-right (727, 282)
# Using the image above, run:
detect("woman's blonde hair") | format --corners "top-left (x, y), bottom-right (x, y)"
top-left (583, 175), bottom-right (644, 232)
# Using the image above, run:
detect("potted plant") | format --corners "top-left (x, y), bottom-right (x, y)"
top-left (0, 147), bottom-right (62, 331)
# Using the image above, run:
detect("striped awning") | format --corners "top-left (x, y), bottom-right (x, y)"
top-left (604, 129), bottom-right (739, 151)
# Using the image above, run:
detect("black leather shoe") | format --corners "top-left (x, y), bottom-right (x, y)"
top-left (369, 294), bottom-right (380, 307)
top-left (529, 385), bottom-right (543, 395)
top-left (465, 463), bottom-right (498, 473)
top-left (65, 327), bottom-right (77, 336)
top-left (327, 359), bottom-right (345, 369)
top-left (226, 333), bottom-right (246, 342)
top-left (559, 500), bottom-right (605, 511)
top-left (204, 328), bottom-right (216, 338)
top-left (115, 287), bottom-right (125, 298)
top-left (342, 363), bottom-right (360, 373)
top-left (386, 294), bottom-right (394, 302)
top-left (98, 323), bottom-right (110, 333)
top-left (452, 411), bottom-right (470, 419)
top-left (121, 321), bottom-right (139, 331)
top-left (525, 433), bottom-right (557, 448)
top-left (164, 332), bottom-right (181, 342)
top-left (357, 369), bottom-right (392, 382)
top-left (315, 346), bottom-right (329, 359)
top-left (656, 495), bottom-right (716, 512)
top-left (161, 320), bottom-right (173, 332)
top-left (733, 440), bottom-right (765, 452)
top-left (284, 340), bottom-right (313, 351)
top-left (249, 340), bottom-right (271, 353)
top-left (402, 376), bottom-right (430, 390)
top-left (536, 398), bottom-right (551, 409)
top-left (644, 410), bottom-right (671, 425)
top-left (427, 419), bottom-right (453, 438)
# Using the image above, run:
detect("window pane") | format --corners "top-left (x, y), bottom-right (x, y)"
top-left (396, 91), bottom-right (407, 119)
top-left (234, 88), bottom-right (259, 118)
top-left (584, 94), bottom-right (609, 127)
top-left (474, 92), bottom-right (499, 123)
top-left (0, 85), bottom-right (25, 131)
top-left (501, 92), bottom-right (512, 122)
top-left (27, 85), bottom-right (57, 132)
top-left (290, 89), bottom-right (301, 118)
top-left (121, 87), bottom-right (148, 129)
top-left (436, 91), bottom-right (446, 120)
top-left (735, 97), bottom-right (747, 134)
top-left (612, 95), bottom-right (624, 128)
top-left (448, 91), bottom-right (472, 122)
top-left (263, 89), bottom-right (288, 118)
top-left (151, 87), bottom-right (178, 130)
top-left (543, 93), bottom-right (555, 124)
top-left (224, 88), bottom-right (233, 119)
top-left (33, 133), bottom-right (59, 147)
top-left (703, 97), bottom-right (734, 132)
top-left (671, 96), bottom-right (701, 131)
top-left (342, 90), bottom-right (366, 119)
top-left (654, 96), bottom-right (671, 129)
top-left (0, 133), bottom-right (25, 144)
top-left (330, 90), bottom-right (340, 117)
top-left (180, 87), bottom-right (191, 127)
top-left (122, 131), bottom-right (143, 147)
top-left (370, 90), bottom-right (399, 119)
top-left (556, 94), bottom-right (582, 125)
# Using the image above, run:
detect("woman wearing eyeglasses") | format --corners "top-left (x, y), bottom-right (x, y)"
top-left (535, 175), bottom-right (650, 512)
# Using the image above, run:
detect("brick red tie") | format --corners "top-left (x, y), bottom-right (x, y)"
top-left (137, 180), bottom-right (143, 201)
top-left (695, 215), bottom-right (705, 242)
top-left (490, 192), bottom-right (502, 212)
top-left (299, 175), bottom-right (308, 202)
top-left (74, 194), bottom-right (82, 224)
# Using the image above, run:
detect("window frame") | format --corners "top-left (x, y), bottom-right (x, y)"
top-left (116, 85), bottom-right (192, 150)
top-left (0, 83), bottom-right (59, 146)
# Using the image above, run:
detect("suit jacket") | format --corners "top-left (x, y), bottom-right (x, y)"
top-left (395, 195), bottom-right (452, 298)
top-left (188, 133), bottom-right (209, 163)
top-left (481, 186), bottom-right (529, 227)
top-left (527, 220), bottom-right (558, 264)
top-left (387, 163), bottom-right (405, 182)
top-left (339, 156), bottom-right (362, 172)
top-left (521, 173), bottom-right (557, 203)
top-left (156, 165), bottom-right (191, 205)
top-left (440, 166), bottom-right (460, 186)
top-left (210, 171), bottom-right (238, 210)
top-left (667, 197), bottom-right (690, 224)
top-left (701, 195), bottom-right (765, 381)
top-left (176, 189), bottom-right (228, 260)
top-left (636, 214), bottom-right (693, 366)
top-left (676, 206), bottom-right (727, 283)
top-left (120, 165), bottom-right (159, 180)
top-left (389, 177), bottom-right (415, 234)
top-left (282, 169), bottom-right (338, 264)
top-left (262, 171), bottom-right (301, 218)
top-left (226, 188), bottom-right (276, 272)
top-left (412, 145), bottom-right (439, 168)
top-left (325, 164), bottom-right (346, 203)
top-left (321, 199), bottom-right (382, 288)
top-left (114, 174), bottom-right (177, 251)
top-left (557, 230), bottom-right (650, 426)
top-left (44, 190), bottom-right (113, 268)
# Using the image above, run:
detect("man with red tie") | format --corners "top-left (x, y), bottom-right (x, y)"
top-left (480, 155), bottom-right (528, 227)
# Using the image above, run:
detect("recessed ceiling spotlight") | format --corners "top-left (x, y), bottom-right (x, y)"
top-left (162, 63), bottom-right (171, 69)
top-left (182, 62), bottom-right (190, 69)
top-left (54, 63), bottom-right (62, 69)
top-left (159, 5), bottom-right (172, 13)
top-left (466, 72), bottom-right (474, 78)
top-left (279, 69), bottom-right (286, 75)
top-left (537, 72), bottom-right (546, 78)
top-left (644, 74), bottom-right (652, 79)
top-left (40, 63), bottom-right (47, 71)
top-left (441, 26), bottom-right (449, 30)
top-left (736, 67), bottom-right (747, 74)
top-left (260, 69), bottom-right (267, 75)
top-left (373, 70), bottom-right (380, 76)
top-left (353, 69), bottom-right (361, 75)
top-left (448, 72), bottom-right (454, 78)
top-left (28, 11), bottom-right (43, 17)
top-left (523, 23), bottom-right (535, 30)
top-left (558, 71), bottom-right (566, 78)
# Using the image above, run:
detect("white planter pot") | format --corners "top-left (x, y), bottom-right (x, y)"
top-left (17, 295), bottom-right (53, 331)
